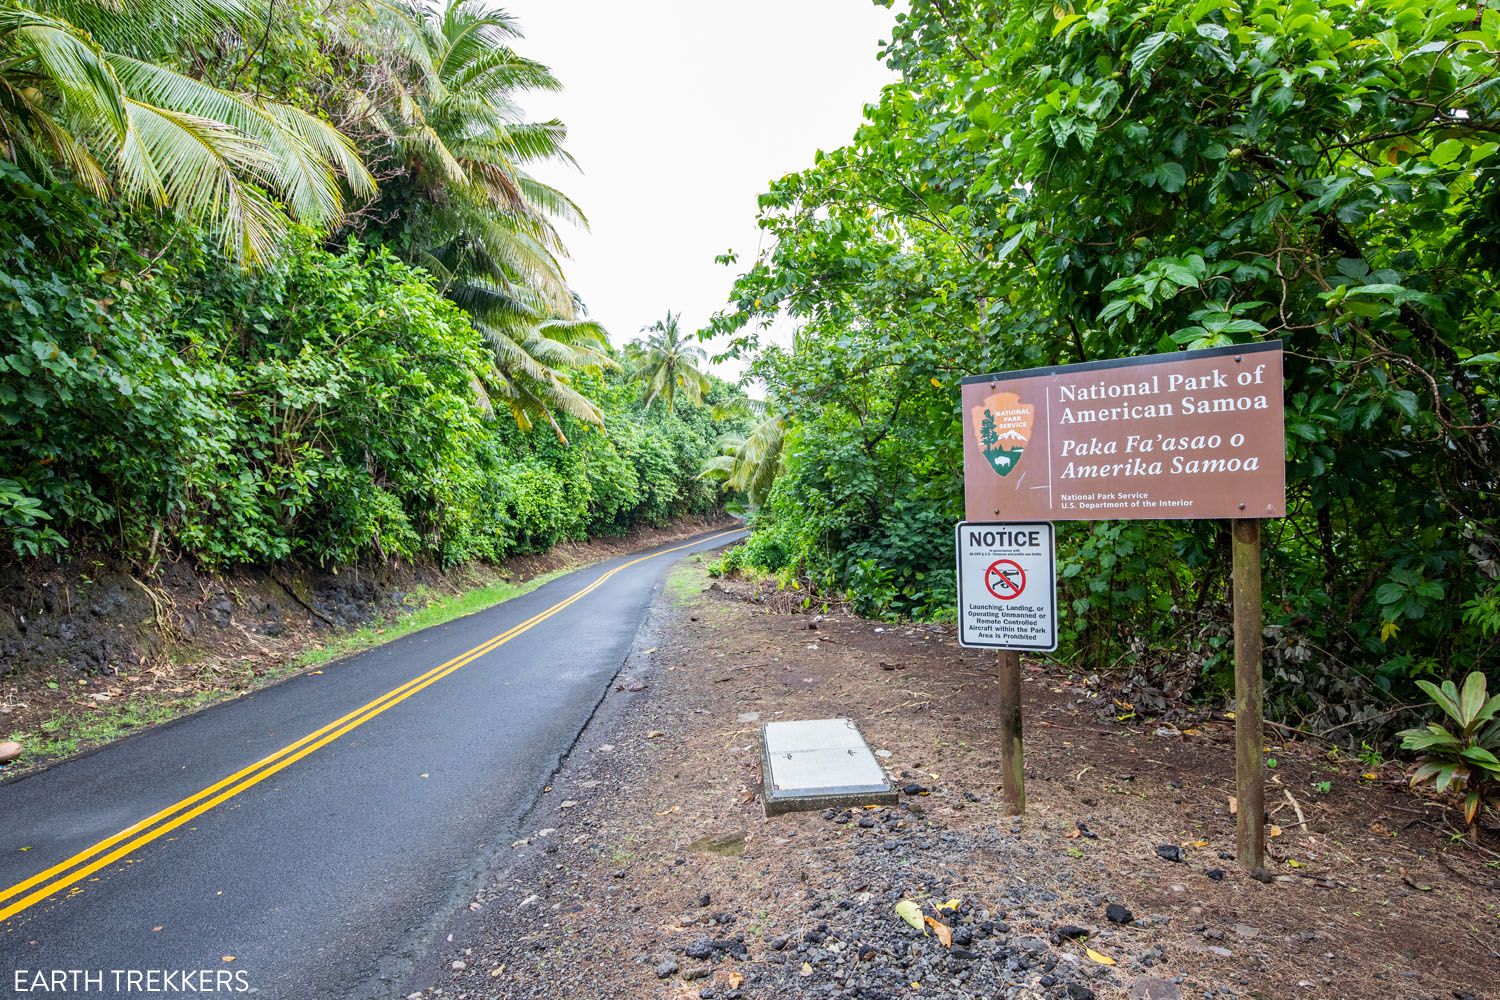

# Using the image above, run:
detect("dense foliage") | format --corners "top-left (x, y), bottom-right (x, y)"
top-left (0, 0), bottom-right (742, 571)
top-left (0, 165), bottom-right (734, 568)
top-left (709, 0), bottom-right (1500, 731)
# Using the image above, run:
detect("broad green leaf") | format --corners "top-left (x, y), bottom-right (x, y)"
top-left (1157, 162), bottom-right (1187, 193)
top-left (995, 232), bottom-right (1024, 263)
top-left (1052, 13), bottom-right (1085, 37)
top-left (1459, 671), bottom-right (1487, 726)
top-left (1429, 139), bottom-right (1464, 166)
top-left (1130, 32), bottom-right (1176, 77)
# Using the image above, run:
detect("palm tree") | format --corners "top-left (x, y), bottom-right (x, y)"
top-left (701, 399), bottom-right (786, 507)
top-left (0, 0), bottom-right (374, 263)
top-left (356, 0), bottom-right (608, 439)
top-left (631, 312), bottom-right (711, 413)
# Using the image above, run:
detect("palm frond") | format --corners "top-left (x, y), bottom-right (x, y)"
top-left (701, 410), bottom-right (787, 506)
top-left (29, 0), bottom-right (258, 52)
top-left (514, 170), bottom-right (587, 228)
top-left (0, 77), bottom-right (109, 194)
top-left (117, 99), bottom-right (285, 260)
top-left (109, 55), bottom-right (374, 221)
top-left (1, 6), bottom-right (376, 263)
top-left (3, 7), bottom-right (129, 136)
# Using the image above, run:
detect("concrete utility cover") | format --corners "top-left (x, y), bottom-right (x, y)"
top-left (761, 718), bottom-right (896, 816)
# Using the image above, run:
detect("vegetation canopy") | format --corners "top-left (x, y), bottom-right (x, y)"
top-left (0, 0), bottom-right (750, 572)
top-left (706, 0), bottom-right (1500, 737)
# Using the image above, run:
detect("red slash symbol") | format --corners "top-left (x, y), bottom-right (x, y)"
top-left (984, 559), bottom-right (1026, 601)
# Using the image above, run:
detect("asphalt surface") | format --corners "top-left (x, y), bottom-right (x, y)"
top-left (0, 527), bottom-right (741, 999)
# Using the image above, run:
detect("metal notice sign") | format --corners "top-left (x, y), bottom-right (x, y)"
top-left (956, 522), bottom-right (1057, 651)
top-left (962, 342), bottom-right (1285, 521)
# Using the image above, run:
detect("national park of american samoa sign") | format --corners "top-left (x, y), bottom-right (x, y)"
top-left (962, 342), bottom-right (1285, 522)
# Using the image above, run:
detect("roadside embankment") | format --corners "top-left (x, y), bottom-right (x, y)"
top-left (0, 515), bottom-right (735, 773)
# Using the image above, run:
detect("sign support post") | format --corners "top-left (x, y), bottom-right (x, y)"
top-left (1232, 518), bottom-right (1265, 870)
top-left (997, 648), bottom-right (1025, 814)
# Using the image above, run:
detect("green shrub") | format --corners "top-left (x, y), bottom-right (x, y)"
top-left (1398, 672), bottom-right (1500, 840)
top-left (0, 170), bottom-right (742, 569)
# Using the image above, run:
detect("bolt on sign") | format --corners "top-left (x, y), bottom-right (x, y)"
top-left (962, 342), bottom-right (1284, 521)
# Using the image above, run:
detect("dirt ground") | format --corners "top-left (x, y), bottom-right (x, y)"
top-left (406, 558), bottom-right (1499, 1000)
top-left (0, 516), bottom-right (733, 773)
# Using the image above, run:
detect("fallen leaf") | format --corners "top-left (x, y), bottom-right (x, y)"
top-left (800, 962), bottom-right (813, 977)
top-left (152, 926), bottom-right (163, 932)
top-left (1269, 825), bottom-right (1282, 838)
top-left (1286, 858), bottom-right (1303, 868)
top-left (655, 805), bottom-right (680, 816)
top-left (1399, 867), bottom-right (1433, 891)
top-left (1224, 711), bottom-right (1236, 720)
top-left (489, 965), bottom-right (505, 978)
top-left (645, 730), bottom-right (666, 739)
top-left (1361, 771), bottom-right (1378, 780)
top-left (1187, 840), bottom-right (1209, 848)
top-left (1065, 828), bottom-right (1081, 839)
top-left (1084, 947), bottom-right (1115, 966)
top-left (1228, 796), bottom-right (1238, 815)
top-left (937, 898), bottom-right (961, 911)
top-left (894, 899), bottom-right (925, 931)
top-left (1181, 728), bottom-right (1202, 736)
top-left (727, 972), bottom-right (744, 989)
top-left (923, 916), bottom-right (953, 948)
top-left (18, 846), bottom-right (31, 852)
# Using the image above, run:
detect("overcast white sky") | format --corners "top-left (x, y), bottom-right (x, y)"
top-left (500, 1), bottom-right (898, 376)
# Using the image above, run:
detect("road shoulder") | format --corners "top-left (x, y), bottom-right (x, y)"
top-left (0, 517), bottom-right (732, 779)
top-left (402, 560), bottom-right (1492, 1000)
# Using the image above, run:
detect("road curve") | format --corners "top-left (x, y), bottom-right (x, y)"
top-left (0, 527), bottom-right (743, 999)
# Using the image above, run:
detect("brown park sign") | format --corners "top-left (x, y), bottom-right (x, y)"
top-left (962, 342), bottom-right (1285, 521)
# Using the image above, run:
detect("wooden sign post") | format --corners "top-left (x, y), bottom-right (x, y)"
top-left (997, 648), bottom-right (1025, 814)
top-left (1232, 519), bottom-right (1266, 869)
top-left (960, 343), bottom-right (1285, 867)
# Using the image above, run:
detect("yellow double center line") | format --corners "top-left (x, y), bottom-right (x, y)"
top-left (0, 529), bottom-right (740, 924)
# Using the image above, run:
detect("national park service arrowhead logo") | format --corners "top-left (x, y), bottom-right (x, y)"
top-left (971, 391), bottom-right (1033, 478)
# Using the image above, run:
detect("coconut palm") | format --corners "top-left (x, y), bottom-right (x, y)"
top-left (0, 0), bottom-right (374, 262)
top-left (630, 312), bottom-right (711, 414)
top-left (358, 0), bottom-right (607, 438)
top-left (701, 399), bottom-right (786, 507)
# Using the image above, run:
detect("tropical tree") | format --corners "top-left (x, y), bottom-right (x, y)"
top-left (701, 398), bottom-right (786, 507)
top-left (710, 0), bottom-right (1500, 730)
top-left (354, 0), bottom-right (608, 438)
top-left (630, 311), bottom-right (711, 413)
top-left (0, 0), bottom-right (374, 262)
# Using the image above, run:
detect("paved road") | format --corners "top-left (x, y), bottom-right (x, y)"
top-left (0, 528), bottom-right (741, 999)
